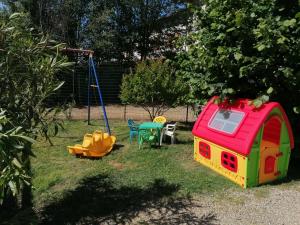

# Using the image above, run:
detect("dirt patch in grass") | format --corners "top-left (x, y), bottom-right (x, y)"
top-left (109, 160), bottom-right (125, 170)
top-left (180, 159), bottom-right (201, 171)
top-left (108, 160), bottom-right (138, 171)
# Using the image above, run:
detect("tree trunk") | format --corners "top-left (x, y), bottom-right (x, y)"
top-left (152, 106), bottom-right (155, 121)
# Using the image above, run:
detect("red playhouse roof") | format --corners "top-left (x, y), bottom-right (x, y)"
top-left (192, 97), bottom-right (294, 156)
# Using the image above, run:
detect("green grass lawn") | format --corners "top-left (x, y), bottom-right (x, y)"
top-left (22, 120), bottom-right (233, 224)
top-left (3, 119), bottom-right (300, 225)
top-left (32, 120), bottom-right (235, 202)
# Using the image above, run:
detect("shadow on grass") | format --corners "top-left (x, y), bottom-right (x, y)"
top-left (175, 139), bottom-right (194, 145)
top-left (113, 143), bottom-right (125, 151)
top-left (73, 145), bottom-right (125, 160)
top-left (38, 175), bottom-right (217, 225)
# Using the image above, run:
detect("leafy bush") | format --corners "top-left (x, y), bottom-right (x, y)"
top-left (175, 0), bottom-right (300, 111)
top-left (0, 12), bottom-right (72, 207)
top-left (0, 13), bottom-right (72, 142)
top-left (0, 111), bottom-right (34, 205)
top-left (120, 60), bottom-right (187, 120)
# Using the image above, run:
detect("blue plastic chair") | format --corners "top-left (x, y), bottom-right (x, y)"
top-left (128, 119), bottom-right (139, 143)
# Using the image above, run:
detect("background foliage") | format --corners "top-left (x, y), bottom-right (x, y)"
top-left (120, 60), bottom-right (187, 120)
top-left (2, 0), bottom-right (189, 62)
top-left (175, 0), bottom-right (300, 113)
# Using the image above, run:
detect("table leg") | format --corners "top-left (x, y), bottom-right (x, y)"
top-left (159, 128), bottom-right (165, 146)
top-left (158, 128), bottom-right (162, 146)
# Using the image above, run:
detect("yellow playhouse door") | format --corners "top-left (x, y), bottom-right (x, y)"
top-left (259, 146), bottom-right (279, 183)
top-left (259, 116), bottom-right (282, 184)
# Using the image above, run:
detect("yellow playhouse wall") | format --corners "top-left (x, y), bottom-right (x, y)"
top-left (194, 137), bottom-right (247, 187)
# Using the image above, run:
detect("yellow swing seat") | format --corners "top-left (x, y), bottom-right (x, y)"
top-left (67, 130), bottom-right (116, 158)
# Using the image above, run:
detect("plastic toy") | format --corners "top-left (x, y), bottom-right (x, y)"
top-left (64, 48), bottom-right (115, 158)
top-left (161, 122), bottom-right (177, 145)
top-left (153, 116), bottom-right (167, 124)
top-left (138, 122), bottom-right (164, 147)
top-left (128, 119), bottom-right (139, 143)
top-left (138, 128), bottom-right (158, 149)
top-left (68, 130), bottom-right (116, 158)
top-left (192, 96), bottom-right (294, 188)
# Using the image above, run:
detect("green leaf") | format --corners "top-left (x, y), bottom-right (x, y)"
top-left (226, 27), bottom-right (235, 32)
top-left (208, 87), bottom-right (215, 95)
top-left (282, 19), bottom-right (296, 27)
top-left (253, 99), bottom-right (263, 108)
top-left (11, 135), bottom-right (35, 143)
top-left (257, 44), bottom-right (266, 51)
top-left (8, 181), bottom-right (17, 195)
top-left (277, 37), bottom-right (286, 44)
top-left (261, 95), bottom-right (269, 102)
top-left (266, 87), bottom-right (273, 94)
top-left (227, 88), bottom-right (235, 94)
top-left (3, 27), bottom-right (15, 32)
top-left (9, 13), bottom-right (21, 19)
top-left (53, 82), bottom-right (65, 92)
top-left (58, 62), bottom-right (75, 68)
top-left (234, 53), bottom-right (242, 61)
top-left (293, 106), bottom-right (300, 114)
top-left (217, 46), bottom-right (225, 54)
top-left (12, 158), bottom-right (22, 169)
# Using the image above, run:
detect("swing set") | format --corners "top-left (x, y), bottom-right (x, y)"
top-left (66, 48), bottom-right (116, 158)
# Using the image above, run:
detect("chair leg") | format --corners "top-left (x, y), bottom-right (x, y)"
top-left (139, 137), bottom-right (143, 149)
top-left (171, 135), bottom-right (175, 144)
top-left (160, 133), bottom-right (164, 146)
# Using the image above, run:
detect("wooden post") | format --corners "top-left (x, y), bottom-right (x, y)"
top-left (123, 105), bottom-right (127, 121)
top-left (185, 105), bottom-right (189, 123)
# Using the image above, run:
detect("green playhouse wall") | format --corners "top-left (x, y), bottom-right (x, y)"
top-left (245, 107), bottom-right (292, 187)
top-left (245, 128), bottom-right (262, 187)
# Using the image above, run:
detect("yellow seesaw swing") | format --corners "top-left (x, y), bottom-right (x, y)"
top-left (66, 49), bottom-right (116, 158)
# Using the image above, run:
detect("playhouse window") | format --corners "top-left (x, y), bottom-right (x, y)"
top-left (209, 109), bottom-right (245, 134)
top-left (199, 141), bottom-right (211, 159)
top-left (221, 151), bottom-right (238, 172)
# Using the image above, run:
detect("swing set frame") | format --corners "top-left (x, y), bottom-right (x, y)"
top-left (63, 48), bottom-right (111, 135)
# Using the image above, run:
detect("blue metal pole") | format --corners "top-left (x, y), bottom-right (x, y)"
top-left (89, 55), bottom-right (111, 135)
top-left (87, 56), bottom-right (91, 125)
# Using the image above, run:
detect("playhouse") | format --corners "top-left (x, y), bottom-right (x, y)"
top-left (192, 97), bottom-right (294, 188)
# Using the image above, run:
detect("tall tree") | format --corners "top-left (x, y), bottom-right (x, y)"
top-left (3, 0), bottom-right (88, 47)
top-left (120, 60), bottom-right (187, 120)
top-left (175, 0), bottom-right (300, 115)
top-left (2, 0), bottom-right (190, 62)
top-left (86, 0), bottom-right (189, 61)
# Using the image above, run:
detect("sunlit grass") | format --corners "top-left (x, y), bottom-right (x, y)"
top-left (31, 120), bottom-right (234, 207)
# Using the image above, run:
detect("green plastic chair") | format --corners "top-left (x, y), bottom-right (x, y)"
top-left (138, 128), bottom-right (158, 149)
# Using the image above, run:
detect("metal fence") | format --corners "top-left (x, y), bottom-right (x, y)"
top-left (65, 105), bottom-right (197, 122)
top-left (51, 62), bottom-right (197, 122)
top-left (50, 62), bottom-right (132, 106)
